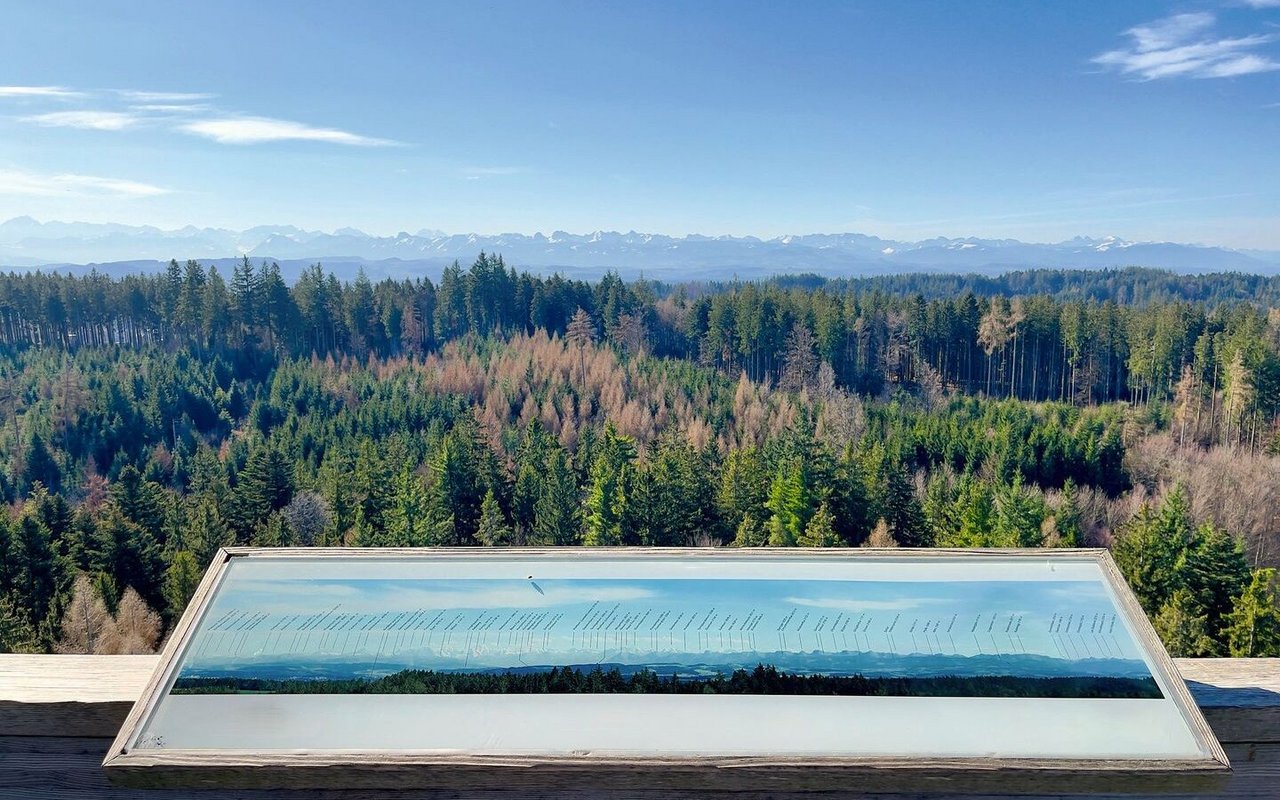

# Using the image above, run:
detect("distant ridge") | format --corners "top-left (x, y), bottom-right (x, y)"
top-left (2, 216), bottom-right (1278, 278)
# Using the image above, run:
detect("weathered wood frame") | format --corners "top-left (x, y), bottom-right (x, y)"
top-left (102, 547), bottom-right (1230, 792)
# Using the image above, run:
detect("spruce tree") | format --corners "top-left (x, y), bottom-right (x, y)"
top-left (533, 450), bottom-right (581, 545)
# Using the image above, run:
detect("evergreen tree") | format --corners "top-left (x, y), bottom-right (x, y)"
top-left (798, 502), bottom-right (841, 547)
top-left (1225, 569), bottom-right (1280, 657)
top-left (476, 489), bottom-right (514, 546)
top-left (583, 424), bottom-right (636, 547)
top-left (1180, 524), bottom-right (1250, 645)
top-left (1154, 589), bottom-right (1216, 658)
top-left (162, 550), bottom-right (202, 624)
top-left (732, 515), bottom-right (767, 547)
top-left (533, 450), bottom-right (580, 545)
top-left (0, 592), bottom-right (39, 653)
top-left (765, 461), bottom-right (809, 547)
top-left (1113, 487), bottom-right (1197, 618)
top-left (992, 475), bottom-right (1044, 548)
top-left (23, 433), bottom-right (61, 495)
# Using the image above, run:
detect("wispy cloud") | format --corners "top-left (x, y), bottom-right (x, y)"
top-left (1093, 12), bottom-right (1280, 80)
top-left (1242, 0), bottom-right (1280, 9)
top-left (128, 103), bottom-right (211, 114)
top-left (0, 168), bottom-right (168, 198)
top-left (0, 85), bottom-right (83, 99)
top-left (114, 90), bottom-right (214, 102)
top-left (3, 85), bottom-right (401, 147)
top-left (21, 110), bottom-right (139, 131)
top-left (179, 116), bottom-right (397, 146)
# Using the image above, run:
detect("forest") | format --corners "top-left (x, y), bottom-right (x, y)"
top-left (0, 255), bottom-right (1278, 659)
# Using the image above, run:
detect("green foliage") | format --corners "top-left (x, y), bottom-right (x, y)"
top-left (162, 550), bottom-right (202, 624)
top-left (475, 488), bottom-right (514, 547)
top-left (1154, 590), bottom-right (1216, 658)
top-left (1226, 569), bottom-right (1280, 657)
top-left (798, 502), bottom-right (841, 547)
top-left (1113, 488), bottom-right (1198, 618)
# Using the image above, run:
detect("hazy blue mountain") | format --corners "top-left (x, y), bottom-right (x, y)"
top-left (3, 217), bottom-right (1277, 278)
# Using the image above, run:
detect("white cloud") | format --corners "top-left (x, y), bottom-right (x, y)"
top-left (1242, 0), bottom-right (1280, 8)
top-left (114, 90), bottom-right (215, 102)
top-left (179, 116), bottom-right (396, 146)
top-left (0, 85), bottom-right (83, 99)
top-left (0, 168), bottom-right (169, 198)
top-left (1093, 12), bottom-right (1280, 80)
top-left (22, 111), bottom-right (139, 131)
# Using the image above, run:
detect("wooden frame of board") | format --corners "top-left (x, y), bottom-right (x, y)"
top-left (103, 547), bottom-right (1229, 793)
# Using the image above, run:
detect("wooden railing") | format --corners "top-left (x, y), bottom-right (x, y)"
top-left (1, 655), bottom-right (1277, 798)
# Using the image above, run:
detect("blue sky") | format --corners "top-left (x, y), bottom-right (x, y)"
top-left (2, 1), bottom-right (1279, 247)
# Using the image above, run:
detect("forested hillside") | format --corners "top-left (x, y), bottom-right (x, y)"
top-left (0, 256), bottom-right (1278, 659)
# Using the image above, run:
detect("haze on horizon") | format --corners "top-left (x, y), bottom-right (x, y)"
top-left (2, 1), bottom-right (1279, 249)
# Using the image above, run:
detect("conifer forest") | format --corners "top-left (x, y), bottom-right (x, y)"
top-left (1, 255), bottom-right (1279, 659)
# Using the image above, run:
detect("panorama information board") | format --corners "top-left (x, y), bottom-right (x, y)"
top-left (104, 548), bottom-right (1228, 791)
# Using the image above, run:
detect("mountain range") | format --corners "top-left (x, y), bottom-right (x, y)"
top-left (3, 216), bottom-right (1278, 281)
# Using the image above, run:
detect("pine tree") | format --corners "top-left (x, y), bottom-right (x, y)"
top-left (111, 466), bottom-right (166, 538)
top-left (1225, 569), bottom-right (1280, 657)
top-left (23, 433), bottom-right (61, 494)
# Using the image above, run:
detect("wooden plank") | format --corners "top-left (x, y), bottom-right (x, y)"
top-left (1177, 658), bottom-right (1280, 743)
top-left (1, 737), bottom-right (1276, 800)
top-left (0, 655), bottom-right (158, 737)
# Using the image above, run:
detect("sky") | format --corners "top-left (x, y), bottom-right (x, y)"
top-left (1, 1), bottom-right (1279, 247)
